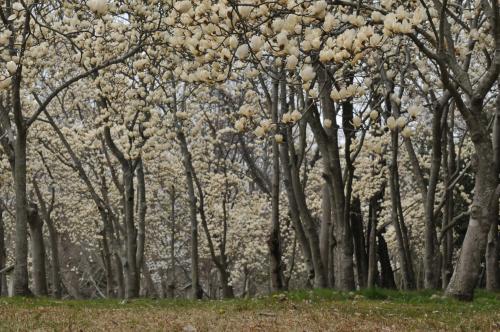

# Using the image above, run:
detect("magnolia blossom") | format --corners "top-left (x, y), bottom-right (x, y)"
top-left (6, 61), bottom-right (17, 75)
top-left (352, 116), bottom-right (362, 128)
top-left (401, 127), bottom-right (413, 138)
top-left (396, 117), bottom-right (406, 129)
top-left (235, 118), bottom-right (247, 132)
top-left (0, 77), bottom-right (11, 90)
top-left (236, 44), bottom-right (249, 59)
top-left (12, 2), bottom-right (23, 11)
top-left (87, 0), bottom-right (108, 15)
top-left (176, 111), bottom-right (189, 120)
top-left (387, 116), bottom-right (397, 130)
top-left (370, 110), bottom-right (379, 120)
top-left (174, 0), bottom-right (192, 13)
top-left (274, 134), bottom-right (284, 144)
top-left (249, 35), bottom-right (264, 51)
top-left (286, 55), bottom-right (298, 70)
top-left (282, 110), bottom-right (302, 124)
top-left (408, 105), bottom-right (421, 119)
top-left (324, 119), bottom-right (333, 128)
top-left (254, 126), bottom-right (265, 138)
top-left (300, 64), bottom-right (315, 82)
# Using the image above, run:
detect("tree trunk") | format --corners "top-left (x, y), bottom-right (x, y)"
top-left (168, 186), bottom-right (176, 298)
top-left (377, 230), bottom-right (396, 289)
top-left (319, 185), bottom-right (332, 285)
top-left (310, 67), bottom-right (354, 291)
top-left (27, 204), bottom-right (48, 296)
top-left (100, 229), bottom-right (114, 298)
top-left (0, 207), bottom-right (7, 296)
top-left (123, 166), bottom-right (139, 298)
top-left (486, 89), bottom-right (500, 291)
top-left (281, 126), bottom-right (327, 288)
top-left (389, 131), bottom-right (415, 290)
top-left (177, 130), bottom-right (202, 299)
top-left (45, 222), bottom-right (61, 298)
top-left (423, 104), bottom-right (445, 289)
top-left (367, 195), bottom-right (379, 288)
top-left (13, 128), bottom-right (31, 296)
top-left (114, 253), bottom-right (125, 298)
top-left (441, 111), bottom-right (456, 289)
top-left (446, 138), bottom-right (497, 300)
top-left (268, 77), bottom-right (284, 292)
top-left (351, 198), bottom-right (368, 288)
top-left (136, 160), bottom-right (147, 293)
top-left (32, 179), bottom-right (62, 298)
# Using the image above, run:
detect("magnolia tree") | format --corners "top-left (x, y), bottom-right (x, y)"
top-left (0, 0), bottom-right (498, 301)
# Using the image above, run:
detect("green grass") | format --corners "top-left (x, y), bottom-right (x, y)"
top-left (0, 289), bottom-right (499, 331)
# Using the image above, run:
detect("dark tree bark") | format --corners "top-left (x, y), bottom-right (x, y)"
top-left (177, 129), bottom-right (202, 299)
top-left (104, 127), bottom-right (140, 298)
top-left (168, 186), bottom-right (176, 298)
top-left (351, 198), bottom-right (368, 288)
top-left (377, 230), bottom-right (396, 289)
top-left (441, 111), bottom-right (455, 289)
top-left (389, 130), bottom-right (415, 290)
top-left (27, 204), bottom-right (48, 296)
top-left (268, 77), bottom-right (284, 291)
top-left (486, 85), bottom-right (500, 291)
top-left (0, 207), bottom-right (7, 296)
top-left (33, 178), bottom-right (62, 298)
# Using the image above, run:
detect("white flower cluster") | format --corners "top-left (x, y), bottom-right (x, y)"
top-left (282, 110), bottom-right (302, 124)
top-left (330, 84), bottom-right (365, 102)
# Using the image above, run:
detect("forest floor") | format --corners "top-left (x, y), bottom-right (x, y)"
top-left (0, 289), bottom-right (499, 331)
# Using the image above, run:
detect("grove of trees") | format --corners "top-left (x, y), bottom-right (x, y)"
top-left (0, 0), bottom-right (498, 301)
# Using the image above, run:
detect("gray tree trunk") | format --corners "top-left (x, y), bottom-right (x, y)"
top-left (486, 88), bottom-right (500, 291)
top-left (32, 179), bottom-right (62, 298)
top-left (319, 185), bottom-right (332, 285)
top-left (0, 207), bottom-right (7, 296)
top-left (123, 166), bottom-right (139, 298)
top-left (441, 113), bottom-right (455, 289)
top-left (389, 131), bottom-right (415, 290)
top-left (177, 130), bottom-right (202, 299)
top-left (446, 140), bottom-right (497, 300)
top-left (268, 78), bottom-right (284, 292)
top-left (168, 186), bottom-right (176, 298)
top-left (27, 204), bottom-right (48, 296)
top-left (13, 127), bottom-right (31, 296)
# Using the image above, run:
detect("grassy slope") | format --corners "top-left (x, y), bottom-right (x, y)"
top-left (0, 289), bottom-right (499, 331)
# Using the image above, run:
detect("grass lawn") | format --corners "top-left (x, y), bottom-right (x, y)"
top-left (0, 289), bottom-right (499, 331)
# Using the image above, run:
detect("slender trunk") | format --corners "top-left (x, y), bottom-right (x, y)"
top-left (114, 253), bottom-right (125, 298)
top-left (283, 132), bottom-right (327, 288)
top-left (442, 112), bottom-right (455, 288)
top-left (101, 230), bottom-right (114, 298)
top-left (141, 260), bottom-right (158, 298)
top-left (319, 185), bottom-right (331, 285)
top-left (486, 89), bottom-right (500, 291)
top-left (351, 198), bottom-right (368, 288)
top-left (424, 105), bottom-right (444, 289)
top-left (27, 204), bottom-right (48, 296)
top-left (177, 131), bottom-right (202, 299)
top-left (123, 166), bottom-right (139, 298)
top-left (367, 196), bottom-right (379, 288)
top-left (0, 208), bottom-right (7, 296)
top-left (168, 186), bottom-right (176, 298)
top-left (45, 222), bottom-right (61, 298)
top-left (220, 268), bottom-right (234, 298)
top-left (269, 77), bottom-right (284, 291)
top-left (33, 180), bottom-right (62, 298)
top-left (446, 138), bottom-right (497, 300)
top-left (377, 230), bottom-right (396, 289)
top-left (13, 128), bottom-right (31, 296)
top-left (389, 131), bottom-right (414, 290)
top-left (136, 160), bottom-right (147, 291)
